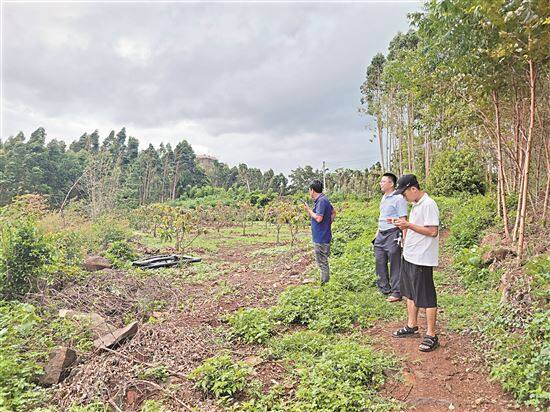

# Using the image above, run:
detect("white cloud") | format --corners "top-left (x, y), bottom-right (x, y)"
top-left (2, 2), bottom-right (419, 174)
top-left (114, 37), bottom-right (151, 63)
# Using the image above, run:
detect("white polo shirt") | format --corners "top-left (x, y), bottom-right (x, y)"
top-left (403, 193), bottom-right (440, 267)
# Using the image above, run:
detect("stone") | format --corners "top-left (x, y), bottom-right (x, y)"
top-left (94, 321), bottom-right (139, 349)
top-left (302, 278), bottom-right (315, 284)
top-left (59, 309), bottom-right (116, 337)
top-left (39, 346), bottom-right (77, 386)
top-left (243, 356), bottom-right (263, 367)
top-left (83, 255), bottom-right (112, 271)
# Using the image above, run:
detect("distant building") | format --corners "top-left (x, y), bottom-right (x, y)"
top-left (196, 154), bottom-right (217, 174)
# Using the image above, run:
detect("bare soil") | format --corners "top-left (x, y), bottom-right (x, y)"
top-left (40, 232), bottom-right (524, 411)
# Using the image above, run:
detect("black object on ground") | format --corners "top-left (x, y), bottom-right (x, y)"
top-left (132, 254), bottom-right (201, 269)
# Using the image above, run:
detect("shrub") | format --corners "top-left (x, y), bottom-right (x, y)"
top-left (0, 220), bottom-right (51, 298)
top-left (91, 215), bottom-right (132, 248)
top-left (188, 352), bottom-right (252, 400)
top-left (426, 149), bottom-right (486, 196)
top-left (0, 302), bottom-right (45, 410)
top-left (104, 240), bottom-right (138, 268)
top-left (226, 308), bottom-right (273, 344)
top-left (448, 196), bottom-right (496, 250)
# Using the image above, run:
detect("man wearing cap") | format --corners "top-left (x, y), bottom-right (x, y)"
top-left (391, 174), bottom-right (440, 352)
top-left (373, 173), bottom-right (408, 302)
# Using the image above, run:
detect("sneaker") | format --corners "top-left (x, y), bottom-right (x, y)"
top-left (386, 296), bottom-right (402, 302)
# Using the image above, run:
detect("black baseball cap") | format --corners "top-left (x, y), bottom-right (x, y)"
top-left (393, 174), bottom-right (419, 195)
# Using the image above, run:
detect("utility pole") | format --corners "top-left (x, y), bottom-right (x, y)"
top-left (322, 161), bottom-right (327, 192)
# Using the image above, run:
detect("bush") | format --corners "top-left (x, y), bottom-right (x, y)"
top-left (426, 149), bottom-right (486, 196)
top-left (448, 196), bottom-right (496, 250)
top-left (104, 240), bottom-right (138, 268)
top-left (0, 220), bottom-right (51, 298)
top-left (188, 352), bottom-right (252, 400)
top-left (226, 308), bottom-right (273, 344)
top-left (0, 302), bottom-right (46, 410)
top-left (91, 215), bottom-right (132, 249)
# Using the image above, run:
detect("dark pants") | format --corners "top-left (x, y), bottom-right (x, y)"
top-left (374, 228), bottom-right (402, 297)
top-left (314, 243), bottom-right (331, 283)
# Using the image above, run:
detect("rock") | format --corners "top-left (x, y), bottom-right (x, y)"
top-left (243, 356), bottom-right (263, 367)
top-left (39, 347), bottom-right (77, 386)
top-left (302, 278), bottom-right (315, 284)
top-left (83, 255), bottom-right (112, 271)
top-left (482, 248), bottom-right (516, 265)
top-left (94, 321), bottom-right (139, 349)
top-left (59, 309), bottom-right (115, 337)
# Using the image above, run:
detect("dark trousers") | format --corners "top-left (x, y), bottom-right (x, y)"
top-left (373, 228), bottom-right (402, 297)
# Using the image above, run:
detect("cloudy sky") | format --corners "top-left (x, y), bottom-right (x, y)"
top-left (2, 0), bottom-right (420, 174)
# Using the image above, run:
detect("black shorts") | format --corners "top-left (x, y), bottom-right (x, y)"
top-left (400, 259), bottom-right (437, 308)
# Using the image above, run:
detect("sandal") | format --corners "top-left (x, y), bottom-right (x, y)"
top-left (419, 335), bottom-right (439, 352)
top-left (392, 325), bottom-right (419, 338)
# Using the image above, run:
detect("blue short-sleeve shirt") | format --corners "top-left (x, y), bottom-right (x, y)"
top-left (378, 193), bottom-right (408, 230)
top-left (311, 194), bottom-right (333, 244)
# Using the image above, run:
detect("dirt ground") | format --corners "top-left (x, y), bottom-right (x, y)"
top-left (40, 226), bottom-right (524, 411)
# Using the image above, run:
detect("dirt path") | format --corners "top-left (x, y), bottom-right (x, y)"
top-left (368, 319), bottom-right (520, 411)
top-left (365, 231), bottom-right (523, 411)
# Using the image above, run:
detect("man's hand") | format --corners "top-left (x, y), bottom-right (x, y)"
top-left (393, 217), bottom-right (410, 230)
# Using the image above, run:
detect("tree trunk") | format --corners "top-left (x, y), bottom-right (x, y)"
top-left (492, 91), bottom-right (510, 239)
top-left (377, 116), bottom-right (385, 172)
top-left (517, 60), bottom-right (537, 261)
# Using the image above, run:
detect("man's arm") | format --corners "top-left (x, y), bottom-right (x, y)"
top-left (331, 208), bottom-right (336, 223)
top-left (303, 203), bottom-right (324, 223)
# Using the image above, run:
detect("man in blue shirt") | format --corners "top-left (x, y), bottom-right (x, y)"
top-left (303, 180), bottom-right (335, 283)
top-left (374, 172), bottom-right (408, 302)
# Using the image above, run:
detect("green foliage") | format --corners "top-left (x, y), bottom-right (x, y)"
top-left (0, 219), bottom-right (51, 298)
top-left (137, 365), bottom-right (169, 382)
top-left (525, 255), bottom-right (550, 303)
top-left (479, 305), bottom-right (550, 409)
top-left (226, 308), bottom-right (273, 344)
top-left (140, 400), bottom-right (166, 412)
top-left (91, 215), bottom-right (132, 249)
top-left (266, 330), bottom-right (335, 362)
top-left (448, 196), bottom-right (496, 250)
top-left (188, 352), bottom-right (252, 400)
top-left (104, 240), bottom-right (138, 268)
top-left (273, 285), bottom-right (322, 325)
top-left (452, 246), bottom-right (500, 289)
top-left (291, 340), bottom-right (397, 412)
top-left (427, 149), bottom-right (486, 196)
top-left (0, 302), bottom-right (46, 410)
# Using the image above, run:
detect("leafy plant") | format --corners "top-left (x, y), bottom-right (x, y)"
top-left (226, 308), bottom-right (273, 344)
top-left (0, 219), bottom-right (51, 298)
top-left (188, 352), bottom-right (252, 400)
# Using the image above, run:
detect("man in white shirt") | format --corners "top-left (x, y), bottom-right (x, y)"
top-left (391, 174), bottom-right (440, 352)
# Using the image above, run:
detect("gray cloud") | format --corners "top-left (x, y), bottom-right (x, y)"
top-left (2, 1), bottom-right (420, 174)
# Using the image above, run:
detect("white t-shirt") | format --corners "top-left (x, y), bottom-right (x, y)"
top-left (403, 193), bottom-right (440, 267)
